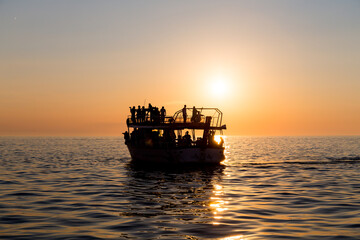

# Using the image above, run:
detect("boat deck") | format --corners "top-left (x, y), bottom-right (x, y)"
top-left (127, 120), bottom-right (226, 130)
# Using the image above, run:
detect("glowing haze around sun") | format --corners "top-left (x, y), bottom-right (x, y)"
top-left (209, 73), bottom-right (231, 99)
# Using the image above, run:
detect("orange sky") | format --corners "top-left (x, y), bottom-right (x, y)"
top-left (1, 1), bottom-right (360, 136)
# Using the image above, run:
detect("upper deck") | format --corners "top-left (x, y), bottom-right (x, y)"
top-left (126, 107), bottom-right (226, 130)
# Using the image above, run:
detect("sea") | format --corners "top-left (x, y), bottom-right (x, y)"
top-left (0, 136), bottom-right (360, 240)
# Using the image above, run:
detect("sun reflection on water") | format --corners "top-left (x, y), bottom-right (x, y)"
top-left (220, 135), bottom-right (231, 167)
top-left (210, 184), bottom-right (228, 225)
top-left (221, 235), bottom-right (247, 240)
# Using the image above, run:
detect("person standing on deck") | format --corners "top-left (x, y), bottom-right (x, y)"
top-left (141, 106), bottom-right (146, 122)
top-left (160, 106), bottom-right (166, 123)
top-left (182, 105), bottom-right (187, 123)
top-left (148, 103), bottom-right (153, 122)
top-left (130, 106), bottom-right (136, 123)
top-left (191, 106), bottom-right (199, 123)
top-left (136, 105), bottom-right (141, 123)
top-left (154, 107), bottom-right (160, 124)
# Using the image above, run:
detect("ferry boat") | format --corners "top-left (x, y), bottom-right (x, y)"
top-left (123, 105), bottom-right (226, 164)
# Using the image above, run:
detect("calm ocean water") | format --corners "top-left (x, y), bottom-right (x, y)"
top-left (0, 136), bottom-right (360, 240)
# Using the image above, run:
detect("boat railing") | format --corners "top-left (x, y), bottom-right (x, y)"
top-left (172, 107), bottom-right (223, 128)
top-left (172, 115), bottom-right (206, 124)
top-left (126, 115), bottom-right (174, 125)
top-left (126, 107), bottom-right (226, 131)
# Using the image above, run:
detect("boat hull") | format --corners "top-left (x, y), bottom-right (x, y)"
top-left (127, 145), bottom-right (225, 164)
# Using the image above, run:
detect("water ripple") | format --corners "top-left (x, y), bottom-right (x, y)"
top-left (0, 136), bottom-right (360, 239)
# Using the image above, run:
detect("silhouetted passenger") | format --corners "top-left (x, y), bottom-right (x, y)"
top-left (154, 107), bottom-right (160, 124)
top-left (196, 137), bottom-right (204, 147)
top-left (169, 130), bottom-right (176, 147)
top-left (130, 106), bottom-right (136, 123)
top-left (183, 131), bottom-right (192, 147)
top-left (160, 106), bottom-right (166, 123)
top-left (149, 107), bottom-right (154, 122)
top-left (141, 106), bottom-right (146, 123)
top-left (191, 106), bottom-right (201, 123)
top-left (177, 134), bottom-right (183, 146)
top-left (182, 105), bottom-right (187, 123)
top-left (219, 137), bottom-right (224, 147)
top-left (136, 106), bottom-right (142, 123)
top-left (191, 106), bottom-right (196, 123)
top-left (208, 131), bottom-right (216, 146)
top-left (123, 131), bottom-right (130, 144)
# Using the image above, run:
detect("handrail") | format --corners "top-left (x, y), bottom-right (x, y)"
top-left (172, 107), bottom-right (223, 128)
top-left (127, 115), bottom-right (173, 125)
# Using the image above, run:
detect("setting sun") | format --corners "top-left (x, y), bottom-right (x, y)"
top-left (209, 74), bottom-right (230, 98)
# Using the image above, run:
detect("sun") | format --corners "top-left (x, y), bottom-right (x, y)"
top-left (210, 74), bottom-right (229, 98)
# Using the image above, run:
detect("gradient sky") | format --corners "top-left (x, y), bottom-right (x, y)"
top-left (1, 0), bottom-right (360, 136)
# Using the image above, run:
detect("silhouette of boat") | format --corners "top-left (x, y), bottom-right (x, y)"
top-left (124, 106), bottom-right (227, 164)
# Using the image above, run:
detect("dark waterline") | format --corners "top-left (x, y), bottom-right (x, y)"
top-left (0, 136), bottom-right (360, 239)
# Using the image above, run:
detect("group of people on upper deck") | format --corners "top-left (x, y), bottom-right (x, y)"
top-left (129, 104), bottom-right (166, 124)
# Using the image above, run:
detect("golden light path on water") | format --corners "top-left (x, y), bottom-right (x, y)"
top-left (210, 135), bottom-right (248, 240)
top-left (221, 236), bottom-right (247, 240)
top-left (210, 184), bottom-right (227, 225)
top-left (211, 183), bottom-right (247, 240)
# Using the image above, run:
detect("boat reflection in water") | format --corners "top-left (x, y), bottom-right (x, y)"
top-left (121, 162), bottom-right (238, 239)
top-left (124, 161), bottom-right (251, 239)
